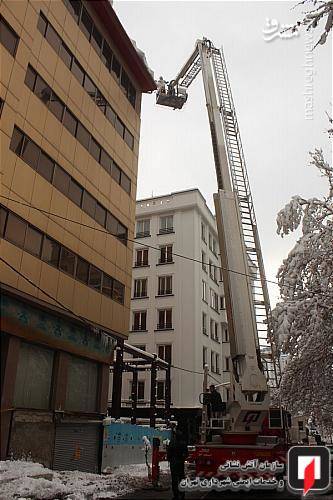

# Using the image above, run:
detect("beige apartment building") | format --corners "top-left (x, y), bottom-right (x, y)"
top-left (0, 0), bottom-right (155, 471)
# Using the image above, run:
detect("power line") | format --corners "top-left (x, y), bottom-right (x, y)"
top-left (1, 256), bottom-right (223, 384)
top-left (1, 195), bottom-right (283, 289)
top-left (0, 256), bottom-right (116, 341)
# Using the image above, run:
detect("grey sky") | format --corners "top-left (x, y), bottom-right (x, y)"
top-left (114, 0), bottom-right (332, 305)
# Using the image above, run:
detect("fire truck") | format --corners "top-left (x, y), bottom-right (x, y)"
top-left (153, 38), bottom-right (292, 480)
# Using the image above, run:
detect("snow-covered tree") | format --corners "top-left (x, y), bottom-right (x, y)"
top-left (272, 135), bottom-right (333, 433)
top-left (291, 0), bottom-right (333, 46)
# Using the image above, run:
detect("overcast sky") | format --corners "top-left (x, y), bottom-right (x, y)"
top-left (114, 0), bottom-right (332, 305)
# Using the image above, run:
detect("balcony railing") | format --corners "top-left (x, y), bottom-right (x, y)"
top-left (156, 322), bottom-right (173, 330)
top-left (158, 258), bottom-right (173, 264)
top-left (158, 227), bottom-right (174, 235)
top-left (134, 261), bottom-right (149, 267)
top-left (158, 289), bottom-right (173, 296)
top-left (133, 292), bottom-right (148, 298)
top-left (135, 231), bottom-right (150, 238)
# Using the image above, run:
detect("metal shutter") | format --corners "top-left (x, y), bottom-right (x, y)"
top-left (53, 422), bottom-right (101, 473)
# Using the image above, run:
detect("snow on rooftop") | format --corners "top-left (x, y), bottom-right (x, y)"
top-left (130, 38), bottom-right (155, 80)
top-left (0, 459), bottom-right (169, 499)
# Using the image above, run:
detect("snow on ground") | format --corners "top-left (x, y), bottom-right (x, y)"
top-left (0, 460), bottom-right (170, 500)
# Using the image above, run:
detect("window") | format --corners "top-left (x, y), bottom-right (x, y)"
top-left (76, 257), bottom-right (89, 284)
top-left (158, 275), bottom-right (172, 295)
top-left (0, 207), bottom-right (7, 237)
top-left (115, 117), bottom-right (125, 138)
top-left (134, 278), bottom-right (147, 298)
top-left (210, 289), bottom-right (218, 311)
top-left (49, 92), bottom-right (64, 121)
top-left (137, 381), bottom-right (145, 400)
top-left (111, 162), bottom-right (121, 184)
top-left (5, 212), bottom-right (26, 247)
top-left (209, 260), bottom-right (214, 280)
top-left (202, 312), bottom-right (207, 336)
top-left (157, 381), bottom-right (165, 401)
top-left (42, 237), bottom-right (60, 267)
top-left (72, 59), bottom-right (85, 85)
top-left (211, 351), bottom-right (215, 373)
top-left (105, 105), bottom-right (116, 125)
top-left (68, 178), bottom-right (83, 206)
top-left (24, 65), bottom-right (37, 91)
top-left (24, 226), bottom-right (43, 257)
top-left (210, 319), bottom-right (214, 340)
top-left (10, 127), bottom-right (25, 156)
top-left (34, 75), bottom-right (51, 104)
top-left (0, 16), bottom-right (19, 57)
top-left (91, 25), bottom-right (102, 53)
top-left (63, 108), bottom-right (77, 135)
top-left (45, 23), bottom-right (61, 53)
top-left (136, 219), bottom-right (150, 238)
top-left (80, 7), bottom-right (93, 40)
top-left (37, 12), bottom-right (47, 36)
top-left (82, 191), bottom-right (96, 219)
top-left (209, 233), bottom-right (213, 251)
top-left (66, 355), bottom-right (98, 412)
top-left (112, 55), bottom-right (121, 79)
top-left (202, 280), bottom-right (207, 302)
top-left (53, 165), bottom-right (70, 197)
top-left (131, 345), bottom-right (146, 357)
top-left (21, 138), bottom-right (40, 169)
top-left (59, 42), bottom-right (72, 68)
top-left (88, 266), bottom-right (102, 291)
top-left (59, 247), bottom-right (76, 276)
top-left (67, 0), bottom-right (82, 22)
top-left (159, 215), bottom-right (173, 234)
top-left (101, 41), bottom-right (112, 69)
top-left (157, 309), bottom-right (172, 330)
top-left (201, 222), bottom-right (206, 243)
top-left (95, 203), bottom-right (106, 227)
top-left (14, 342), bottom-right (54, 409)
top-left (84, 74), bottom-right (97, 99)
top-left (89, 137), bottom-right (100, 162)
top-left (76, 123), bottom-right (90, 149)
top-left (120, 172), bottom-right (131, 194)
top-left (37, 152), bottom-right (54, 182)
top-left (135, 248), bottom-right (148, 267)
top-left (220, 296), bottom-right (225, 310)
top-left (102, 274), bottom-right (112, 297)
top-left (201, 251), bottom-right (207, 272)
top-left (224, 357), bottom-right (230, 372)
top-left (212, 238), bottom-right (218, 256)
top-left (158, 344), bottom-right (172, 364)
top-left (216, 354), bottom-right (220, 374)
top-left (222, 326), bottom-right (229, 343)
top-left (124, 129), bottom-right (134, 150)
top-left (100, 149), bottom-right (112, 173)
top-left (133, 311), bottom-right (147, 331)
top-left (112, 280), bottom-right (124, 304)
top-left (203, 347), bottom-right (207, 368)
top-left (159, 244), bottom-right (173, 264)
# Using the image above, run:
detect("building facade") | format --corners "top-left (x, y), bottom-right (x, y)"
top-left (0, 0), bottom-right (155, 470)
top-left (122, 189), bottom-right (230, 430)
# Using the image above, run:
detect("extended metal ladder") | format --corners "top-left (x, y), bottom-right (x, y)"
top-left (211, 47), bottom-right (281, 389)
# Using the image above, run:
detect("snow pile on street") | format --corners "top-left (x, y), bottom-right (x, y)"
top-left (0, 460), bottom-right (169, 499)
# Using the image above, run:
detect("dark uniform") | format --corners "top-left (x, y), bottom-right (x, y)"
top-left (167, 429), bottom-right (188, 500)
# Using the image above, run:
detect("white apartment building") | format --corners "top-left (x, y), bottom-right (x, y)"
top-left (122, 189), bottom-right (230, 414)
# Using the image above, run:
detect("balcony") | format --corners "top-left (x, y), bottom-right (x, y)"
top-left (157, 289), bottom-right (173, 296)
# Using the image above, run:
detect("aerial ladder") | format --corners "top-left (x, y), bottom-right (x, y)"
top-left (155, 39), bottom-right (289, 473)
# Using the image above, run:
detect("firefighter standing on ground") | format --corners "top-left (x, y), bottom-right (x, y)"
top-left (167, 428), bottom-right (188, 500)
